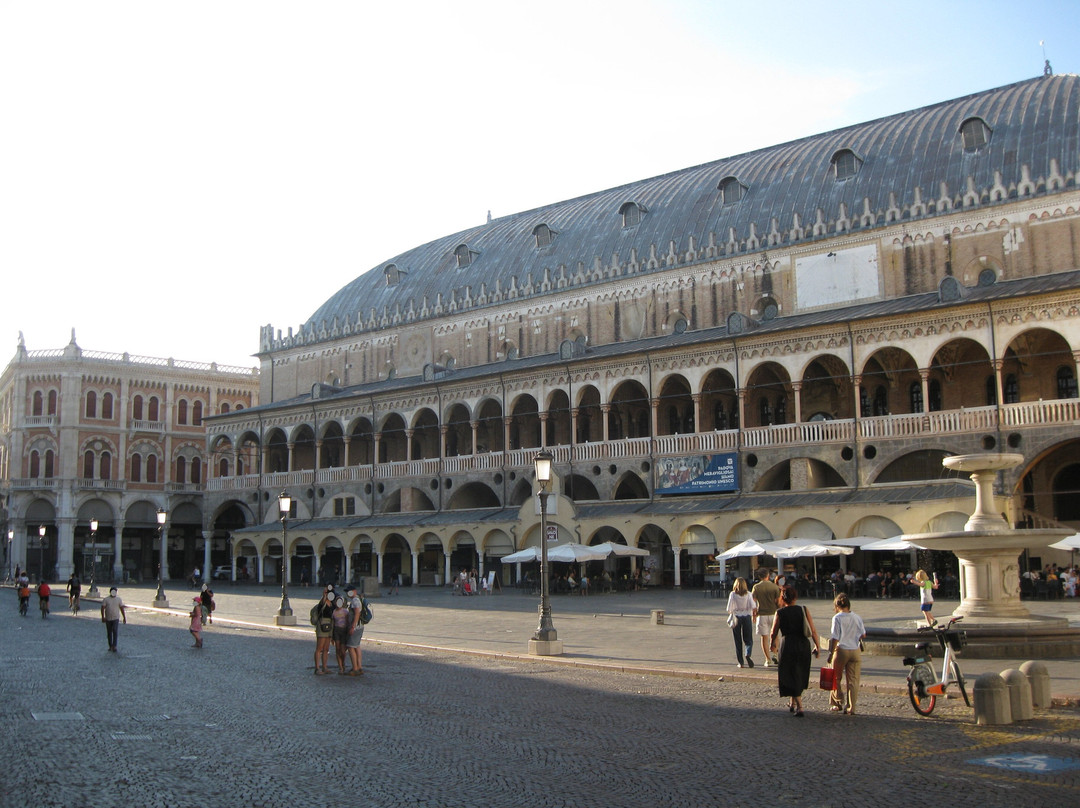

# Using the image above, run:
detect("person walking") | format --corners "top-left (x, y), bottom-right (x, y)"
top-left (827, 593), bottom-right (866, 715)
top-left (344, 585), bottom-right (365, 675)
top-left (725, 577), bottom-right (756, 668)
top-left (100, 587), bottom-right (127, 652)
top-left (769, 585), bottom-right (821, 717)
top-left (189, 597), bottom-right (203, 648)
top-left (751, 567), bottom-right (781, 666)
top-left (914, 569), bottom-right (939, 625)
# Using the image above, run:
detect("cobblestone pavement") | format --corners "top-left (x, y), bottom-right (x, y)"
top-left (2, 588), bottom-right (1079, 807)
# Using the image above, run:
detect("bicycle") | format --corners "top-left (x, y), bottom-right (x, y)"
top-left (19, 596), bottom-right (29, 616)
top-left (903, 615), bottom-right (970, 715)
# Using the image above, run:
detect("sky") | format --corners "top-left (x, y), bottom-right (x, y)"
top-left (2, 0), bottom-right (1078, 370)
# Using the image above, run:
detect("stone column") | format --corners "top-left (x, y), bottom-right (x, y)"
top-left (792, 381), bottom-right (803, 423)
top-left (202, 531), bottom-right (213, 584)
top-left (470, 421), bottom-right (479, 455)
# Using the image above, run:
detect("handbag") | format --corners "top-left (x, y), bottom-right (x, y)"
top-left (819, 665), bottom-right (838, 691)
top-left (726, 612), bottom-right (738, 628)
top-left (801, 605), bottom-right (813, 639)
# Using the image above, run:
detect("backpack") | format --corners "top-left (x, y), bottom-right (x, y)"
top-left (359, 597), bottom-right (373, 625)
top-left (309, 603), bottom-right (320, 627)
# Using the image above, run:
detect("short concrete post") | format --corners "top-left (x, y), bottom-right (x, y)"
top-left (1018, 660), bottom-right (1052, 709)
top-left (650, 609), bottom-right (664, 625)
top-left (1000, 669), bottom-right (1034, 722)
top-left (973, 672), bottom-right (1012, 725)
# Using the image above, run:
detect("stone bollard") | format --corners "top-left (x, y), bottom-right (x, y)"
top-left (973, 672), bottom-right (1012, 725)
top-left (1000, 669), bottom-right (1034, 722)
top-left (1019, 660), bottom-right (1052, 709)
top-left (650, 609), bottom-right (664, 625)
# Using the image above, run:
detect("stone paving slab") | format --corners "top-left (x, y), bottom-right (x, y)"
top-left (2, 585), bottom-right (1079, 808)
top-left (57, 582), bottom-right (1080, 705)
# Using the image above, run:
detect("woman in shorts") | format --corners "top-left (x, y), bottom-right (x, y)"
top-left (331, 596), bottom-right (350, 675)
top-left (311, 585), bottom-right (335, 675)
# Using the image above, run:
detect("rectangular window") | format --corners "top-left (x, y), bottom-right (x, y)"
top-left (333, 497), bottom-right (356, 516)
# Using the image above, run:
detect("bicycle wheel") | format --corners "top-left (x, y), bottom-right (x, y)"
top-left (908, 664), bottom-right (937, 715)
top-left (951, 660), bottom-right (970, 707)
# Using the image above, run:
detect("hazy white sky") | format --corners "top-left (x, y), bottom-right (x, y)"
top-left (2, 0), bottom-right (1077, 369)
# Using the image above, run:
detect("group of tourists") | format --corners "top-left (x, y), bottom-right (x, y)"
top-left (727, 567), bottom-right (866, 717)
top-left (309, 583), bottom-right (368, 676)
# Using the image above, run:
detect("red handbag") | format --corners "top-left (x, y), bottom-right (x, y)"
top-left (819, 666), bottom-right (838, 691)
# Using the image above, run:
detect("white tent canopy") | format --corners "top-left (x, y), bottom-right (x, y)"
top-left (716, 539), bottom-right (768, 560)
top-left (592, 541), bottom-right (650, 557)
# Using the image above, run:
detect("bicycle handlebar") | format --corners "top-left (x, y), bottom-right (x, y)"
top-left (916, 616), bottom-right (963, 633)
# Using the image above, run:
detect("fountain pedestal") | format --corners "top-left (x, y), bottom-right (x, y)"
top-left (866, 453), bottom-right (1078, 657)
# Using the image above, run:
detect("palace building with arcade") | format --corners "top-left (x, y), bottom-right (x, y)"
top-left (196, 73), bottom-right (1080, 589)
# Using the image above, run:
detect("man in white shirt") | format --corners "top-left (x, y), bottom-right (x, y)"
top-left (100, 587), bottom-right (127, 652)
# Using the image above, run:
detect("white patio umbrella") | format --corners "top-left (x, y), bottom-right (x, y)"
top-left (547, 543), bottom-right (609, 563)
top-left (592, 541), bottom-right (650, 557)
top-left (500, 547), bottom-right (541, 564)
top-left (759, 539), bottom-right (853, 580)
top-left (715, 539), bottom-right (769, 560)
top-left (1049, 533), bottom-right (1080, 551)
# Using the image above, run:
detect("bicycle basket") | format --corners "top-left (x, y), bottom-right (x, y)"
top-left (945, 630), bottom-right (967, 652)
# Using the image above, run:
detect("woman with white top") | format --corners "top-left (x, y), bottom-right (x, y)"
top-left (827, 593), bottom-right (866, 715)
top-left (725, 577), bottom-right (757, 668)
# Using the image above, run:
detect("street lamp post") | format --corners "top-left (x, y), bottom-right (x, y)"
top-left (37, 524), bottom-right (46, 583)
top-left (7, 529), bottom-right (12, 582)
top-left (275, 490), bottom-right (296, 625)
top-left (529, 449), bottom-right (562, 655)
top-left (153, 508), bottom-right (169, 607)
top-left (87, 518), bottom-right (100, 598)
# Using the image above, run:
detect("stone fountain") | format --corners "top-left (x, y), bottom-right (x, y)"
top-left (867, 453), bottom-right (1079, 658)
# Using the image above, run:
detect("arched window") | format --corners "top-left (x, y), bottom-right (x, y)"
top-left (47, 390), bottom-right (57, 415)
top-left (775, 397), bottom-right (786, 425)
top-left (533, 223), bottom-right (556, 248)
top-left (85, 391), bottom-right (97, 418)
top-left (191, 457), bottom-right (201, 484)
top-left (219, 458), bottom-right (230, 478)
top-left (959, 117), bottom-right (991, 152)
top-left (1056, 367), bottom-right (1078, 399)
top-left (44, 450), bottom-right (54, 478)
top-left (30, 450), bottom-right (40, 478)
top-left (132, 395), bottom-right (144, 421)
top-left (1004, 374), bottom-right (1019, 404)
top-left (237, 457), bottom-right (244, 475)
top-left (131, 453), bottom-right (142, 482)
top-left (176, 456), bottom-right (187, 482)
top-left (146, 454), bottom-right (158, 483)
top-left (220, 402), bottom-right (231, 415)
top-left (384, 264), bottom-right (401, 286)
top-left (619, 201), bottom-right (643, 228)
top-left (99, 452), bottom-right (111, 480)
top-left (910, 382), bottom-right (924, 413)
top-left (192, 401), bottom-right (203, 425)
top-left (32, 390), bottom-right (43, 416)
top-left (928, 379), bottom-right (942, 412)
top-left (873, 386), bottom-right (888, 416)
top-left (177, 399), bottom-right (188, 425)
top-left (83, 450), bottom-right (94, 479)
top-left (759, 398), bottom-right (773, 426)
top-left (148, 396), bottom-right (159, 422)
top-left (831, 149), bottom-right (861, 180)
top-left (102, 392), bottom-right (114, 419)
top-left (719, 176), bottom-right (745, 204)
top-left (454, 244), bottom-right (472, 268)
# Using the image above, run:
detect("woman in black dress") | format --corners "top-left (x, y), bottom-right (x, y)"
top-left (769, 585), bottom-right (821, 716)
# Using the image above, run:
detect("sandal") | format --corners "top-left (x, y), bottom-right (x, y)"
top-left (350, 669), bottom-right (364, 676)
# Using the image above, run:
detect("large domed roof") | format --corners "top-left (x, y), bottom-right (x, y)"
top-left (303, 75), bottom-right (1080, 337)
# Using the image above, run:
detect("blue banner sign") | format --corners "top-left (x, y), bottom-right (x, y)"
top-left (656, 453), bottom-right (738, 494)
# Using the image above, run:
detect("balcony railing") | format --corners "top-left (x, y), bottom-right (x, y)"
top-left (23, 415), bottom-right (59, 428)
top-left (130, 419), bottom-right (165, 432)
top-left (200, 398), bottom-right (1080, 496)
